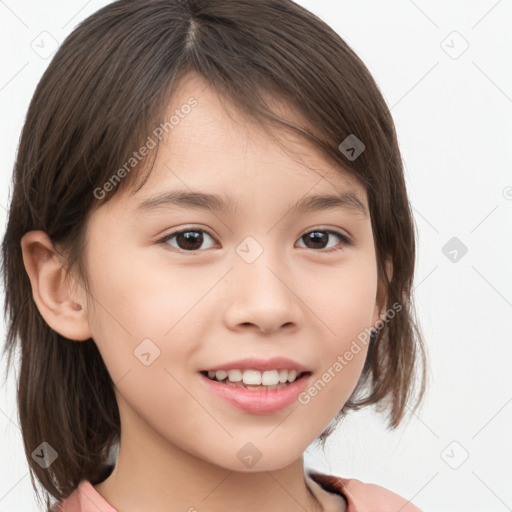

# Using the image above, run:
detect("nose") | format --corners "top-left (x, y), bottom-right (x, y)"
top-left (222, 250), bottom-right (301, 335)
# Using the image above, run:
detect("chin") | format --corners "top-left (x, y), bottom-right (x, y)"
top-left (204, 438), bottom-right (307, 473)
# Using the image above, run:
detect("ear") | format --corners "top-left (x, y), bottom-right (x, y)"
top-left (20, 231), bottom-right (92, 341)
top-left (371, 257), bottom-right (393, 328)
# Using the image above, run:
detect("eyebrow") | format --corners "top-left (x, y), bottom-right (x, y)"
top-left (134, 189), bottom-right (368, 217)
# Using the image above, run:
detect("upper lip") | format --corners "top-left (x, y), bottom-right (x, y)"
top-left (200, 357), bottom-right (311, 373)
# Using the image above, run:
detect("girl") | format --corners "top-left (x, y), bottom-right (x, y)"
top-left (1, 0), bottom-right (427, 511)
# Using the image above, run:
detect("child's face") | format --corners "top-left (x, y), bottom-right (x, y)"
top-left (81, 72), bottom-right (383, 471)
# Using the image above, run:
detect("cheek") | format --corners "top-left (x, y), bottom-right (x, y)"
top-left (305, 253), bottom-right (378, 339)
top-left (298, 256), bottom-right (376, 410)
top-left (84, 251), bottom-right (202, 435)
top-left (84, 243), bottom-right (211, 393)
top-left (86, 241), bottom-right (212, 340)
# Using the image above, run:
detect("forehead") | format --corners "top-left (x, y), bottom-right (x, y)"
top-left (116, 72), bottom-right (369, 213)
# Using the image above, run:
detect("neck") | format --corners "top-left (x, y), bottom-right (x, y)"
top-left (95, 450), bottom-right (324, 512)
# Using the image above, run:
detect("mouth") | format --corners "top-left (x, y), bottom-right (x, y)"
top-left (199, 369), bottom-right (312, 391)
top-left (198, 367), bottom-right (313, 414)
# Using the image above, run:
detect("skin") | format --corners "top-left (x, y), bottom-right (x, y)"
top-left (21, 72), bottom-right (388, 512)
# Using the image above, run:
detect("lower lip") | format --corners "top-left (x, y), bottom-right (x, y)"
top-left (199, 372), bottom-right (311, 414)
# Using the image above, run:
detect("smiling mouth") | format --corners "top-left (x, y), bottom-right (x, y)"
top-left (199, 370), bottom-right (311, 390)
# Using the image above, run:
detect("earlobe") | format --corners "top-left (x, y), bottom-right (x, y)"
top-left (20, 231), bottom-right (92, 341)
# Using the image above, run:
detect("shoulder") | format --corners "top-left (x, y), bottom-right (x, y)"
top-left (307, 471), bottom-right (423, 512)
top-left (50, 479), bottom-right (117, 512)
top-left (339, 476), bottom-right (423, 511)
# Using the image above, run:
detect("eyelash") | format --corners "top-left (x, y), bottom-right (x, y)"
top-left (157, 226), bottom-right (352, 254)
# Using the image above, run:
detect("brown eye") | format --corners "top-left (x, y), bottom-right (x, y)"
top-left (160, 229), bottom-right (216, 252)
top-left (296, 230), bottom-right (350, 252)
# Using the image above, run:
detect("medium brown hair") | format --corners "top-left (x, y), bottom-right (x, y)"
top-left (1, 0), bottom-right (427, 508)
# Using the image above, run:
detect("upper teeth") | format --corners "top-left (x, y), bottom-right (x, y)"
top-left (207, 369), bottom-right (300, 386)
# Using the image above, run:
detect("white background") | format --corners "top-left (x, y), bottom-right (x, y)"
top-left (1, 1), bottom-right (511, 511)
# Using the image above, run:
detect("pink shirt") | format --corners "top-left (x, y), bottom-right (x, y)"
top-left (51, 470), bottom-right (423, 512)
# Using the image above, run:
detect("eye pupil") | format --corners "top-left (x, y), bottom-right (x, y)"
top-left (304, 231), bottom-right (328, 249)
top-left (177, 231), bottom-right (203, 250)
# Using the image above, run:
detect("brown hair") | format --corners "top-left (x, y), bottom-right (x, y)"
top-left (1, 0), bottom-right (427, 508)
